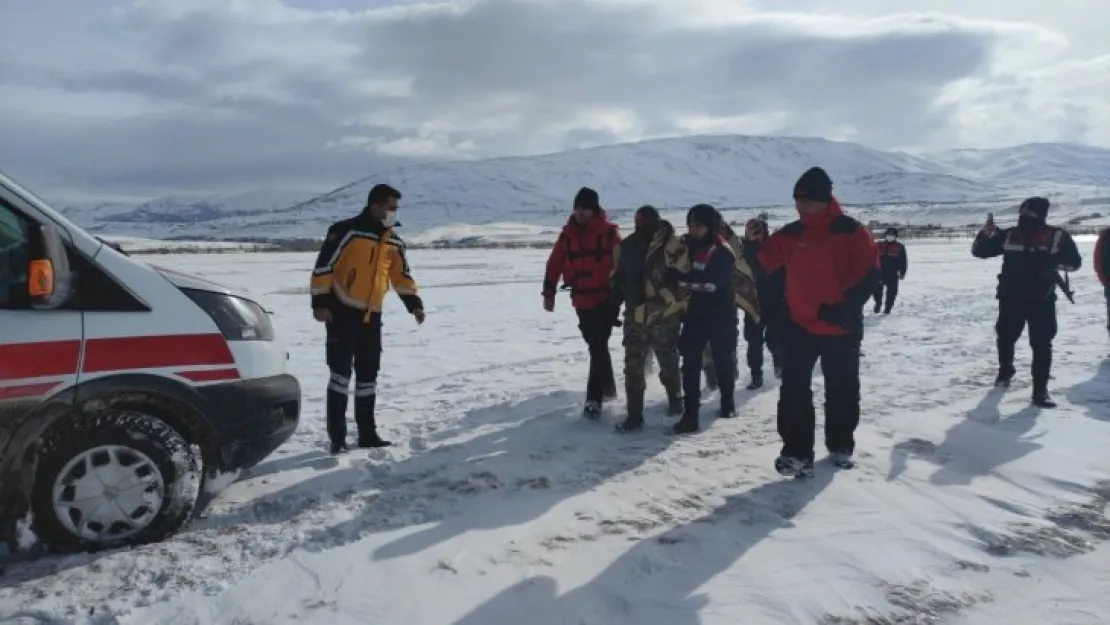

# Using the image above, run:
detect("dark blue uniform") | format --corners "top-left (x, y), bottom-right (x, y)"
top-left (972, 198), bottom-right (1081, 405)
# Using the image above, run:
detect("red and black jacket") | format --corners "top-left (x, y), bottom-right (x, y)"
top-left (1096, 228), bottom-right (1110, 287)
top-left (757, 198), bottom-right (879, 336)
top-left (876, 240), bottom-right (908, 280)
top-left (543, 211), bottom-right (621, 310)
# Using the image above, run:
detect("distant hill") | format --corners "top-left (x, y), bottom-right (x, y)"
top-left (56, 135), bottom-right (1110, 242)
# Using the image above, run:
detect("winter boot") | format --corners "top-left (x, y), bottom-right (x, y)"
top-left (673, 396), bottom-right (700, 434)
top-left (672, 410), bottom-right (699, 434)
top-left (617, 393), bottom-right (645, 432)
top-left (719, 391), bottom-right (737, 419)
top-left (828, 450), bottom-right (855, 469)
top-left (616, 416), bottom-right (644, 432)
top-left (746, 371), bottom-right (763, 390)
top-left (1032, 393), bottom-right (1056, 408)
top-left (353, 393), bottom-right (390, 447)
top-left (329, 440), bottom-right (349, 455)
top-left (994, 365), bottom-right (1016, 388)
top-left (1032, 376), bottom-right (1056, 407)
top-left (357, 432), bottom-right (393, 448)
top-left (774, 455), bottom-right (814, 479)
top-left (582, 400), bottom-right (602, 420)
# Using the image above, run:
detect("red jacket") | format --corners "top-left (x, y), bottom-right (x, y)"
top-left (1096, 228), bottom-right (1110, 286)
top-left (544, 211), bottom-right (621, 310)
top-left (757, 198), bottom-right (879, 336)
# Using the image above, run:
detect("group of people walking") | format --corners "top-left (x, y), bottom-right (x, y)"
top-left (309, 167), bottom-right (1088, 480)
top-left (541, 168), bottom-right (886, 477)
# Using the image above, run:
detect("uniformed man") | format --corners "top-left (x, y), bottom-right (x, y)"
top-left (972, 197), bottom-right (1081, 407)
top-left (310, 183), bottom-right (426, 454)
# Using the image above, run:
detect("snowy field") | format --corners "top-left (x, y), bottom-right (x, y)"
top-left (3, 239), bottom-right (1110, 625)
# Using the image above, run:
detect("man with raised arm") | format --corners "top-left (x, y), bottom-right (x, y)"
top-left (971, 197), bottom-right (1081, 407)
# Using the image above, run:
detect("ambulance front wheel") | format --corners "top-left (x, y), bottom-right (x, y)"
top-left (31, 409), bottom-right (203, 552)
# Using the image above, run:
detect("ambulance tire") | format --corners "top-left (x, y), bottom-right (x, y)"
top-left (31, 410), bottom-right (203, 553)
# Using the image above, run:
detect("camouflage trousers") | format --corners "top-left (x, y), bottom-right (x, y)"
top-left (622, 315), bottom-right (682, 402)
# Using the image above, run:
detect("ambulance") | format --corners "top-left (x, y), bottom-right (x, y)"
top-left (0, 171), bottom-right (301, 553)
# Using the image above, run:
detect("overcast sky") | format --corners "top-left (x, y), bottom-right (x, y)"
top-left (1, 0), bottom-right (1107, 202)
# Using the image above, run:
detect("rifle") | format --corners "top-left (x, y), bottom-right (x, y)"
top-left (1056, 272), bottom-right (1075, 304)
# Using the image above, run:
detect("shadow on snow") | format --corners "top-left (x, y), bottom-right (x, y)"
top-left (451, 466), bottom-right (836, 625)
top-left (887, 386), bottom-right (1044, 486)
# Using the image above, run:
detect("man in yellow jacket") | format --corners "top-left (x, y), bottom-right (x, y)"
top-left (310, 183), bottom-right (426, 454)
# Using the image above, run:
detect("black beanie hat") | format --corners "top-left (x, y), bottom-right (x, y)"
top-left (573, 187), bottom-right (600, 211)
top-left (885, 227), bottom-right (898, 237)
top-left (635, 204), bottom-right (660, 228)
top-left (687, 203), bottom-right (720, 230)
top-left (1019, 196), bottom-right (1050, 219)
top-left (793, 167), bottom-right (833, 202)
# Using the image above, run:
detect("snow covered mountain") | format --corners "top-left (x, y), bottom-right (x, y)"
top-left (57, 188), bottom-right (320, 239)
top-left (57, 135), bottom-right (1110, 242)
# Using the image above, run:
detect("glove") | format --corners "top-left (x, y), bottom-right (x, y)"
top-left (899, 273), bottom-right (906, 280)
top-left (542, 293), bottom-right (555, 312)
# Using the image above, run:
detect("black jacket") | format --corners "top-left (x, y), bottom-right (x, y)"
top-left (972, 224), bottom-right (1081, 301)
top-left (668, 235), bottom-right (737, 321)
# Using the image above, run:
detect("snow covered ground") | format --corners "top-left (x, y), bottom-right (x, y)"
top-left (3, 239), bottom-right (1110, 625)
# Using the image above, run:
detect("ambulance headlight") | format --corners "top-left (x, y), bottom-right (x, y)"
top-left (181, 288), bottom-right (275, 341)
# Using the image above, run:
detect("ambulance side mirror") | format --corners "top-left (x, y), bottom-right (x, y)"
top-left (27, 222), bottom-right (74, 310)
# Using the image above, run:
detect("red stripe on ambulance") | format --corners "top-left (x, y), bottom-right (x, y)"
top-left (0, 333), bottom-right (235, 384)
top-left (0, 340), bottom-right (81, 380)
top-left (177, 368), bottom-right (240, 383)
top-left (0, 381), bottom-right (61, 400)
top-left (82, 333), bottom-right (235, 373)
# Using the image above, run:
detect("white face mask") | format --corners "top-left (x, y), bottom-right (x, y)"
top-left (885, 235), bottom-right (895, 242)
top-left (382, 210), bottom-right (398, 228)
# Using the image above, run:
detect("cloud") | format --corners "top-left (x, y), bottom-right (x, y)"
top-left (0, 0), bottom-right (1107, 201)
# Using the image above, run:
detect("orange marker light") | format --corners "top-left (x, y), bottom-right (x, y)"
top-left (28, 259), bottom-right (54, 297)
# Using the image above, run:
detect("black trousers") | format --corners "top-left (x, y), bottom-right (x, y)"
top-left (872, 276), bottom-right (899, 312)
top-left (325, 310), bottom-right (383, 443)
top-left (743, 312), bottom-right (779, 375)
top-left (995, 297), bottom-right (1056, 394)
top-left (577, 305), bottom-right (616, 403)
top-left (681, 314), bottom-right (738, 410)
top-left (777, 322), bottom-right (861, 460)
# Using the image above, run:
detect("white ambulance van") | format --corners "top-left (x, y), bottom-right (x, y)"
top-left (0, 171), bottom-right (301, 553)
